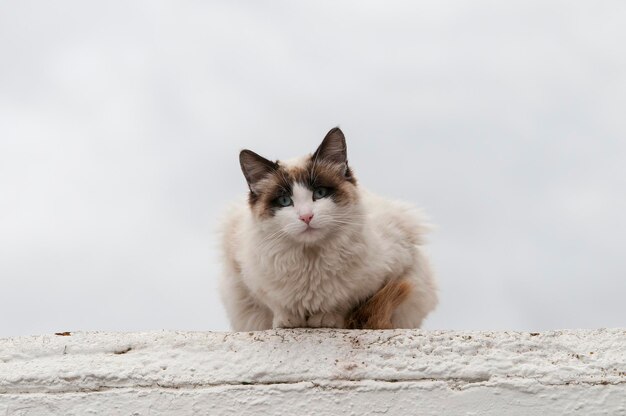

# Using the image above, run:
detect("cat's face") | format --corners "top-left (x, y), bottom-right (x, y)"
top-left (239, 128), bottom-right (361, 244)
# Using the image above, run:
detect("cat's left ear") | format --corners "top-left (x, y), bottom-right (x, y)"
top-left (313, 127), bottom-right (349, 175)
top-left (239, 149), bottom-right (277, 194)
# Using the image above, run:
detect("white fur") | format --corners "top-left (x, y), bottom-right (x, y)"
top-left (219, 158), bottom-right (438, 331)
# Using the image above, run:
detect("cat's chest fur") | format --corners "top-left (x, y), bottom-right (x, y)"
top-left (240, 228), bottom-right (384, 316)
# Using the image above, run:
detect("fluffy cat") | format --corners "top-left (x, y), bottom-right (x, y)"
top-left (219, 127), bottom-right (438, 330)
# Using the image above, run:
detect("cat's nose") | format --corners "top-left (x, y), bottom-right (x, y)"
top-left (299, 213), bottom-right (314, 225)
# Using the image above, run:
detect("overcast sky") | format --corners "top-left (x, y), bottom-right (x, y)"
top-left (1, 1), bottom-right (625, 337)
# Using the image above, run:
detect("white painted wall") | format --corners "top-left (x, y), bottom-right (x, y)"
top-left (1, 329), bottom-right (625, 415)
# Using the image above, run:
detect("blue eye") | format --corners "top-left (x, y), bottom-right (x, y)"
top-left (276, 195), bottom-right (293, 207)
top-left (313, 187), bottom-right (329, 200)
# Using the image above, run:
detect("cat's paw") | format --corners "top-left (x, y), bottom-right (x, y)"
top-left (272, 313), bottom-right (307, 329)
top-left (307, 312), bottom-right (345, 328)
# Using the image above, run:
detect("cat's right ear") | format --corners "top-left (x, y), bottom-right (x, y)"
top-left (239, 150), bottom-right (277, 193)
top-left (313, 127), bottom-right (347, 166)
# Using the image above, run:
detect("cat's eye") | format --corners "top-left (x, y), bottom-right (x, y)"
top-left (276, 195), bottom-right (293, 207)
top-left (313, 187), bottom-right (329, 200)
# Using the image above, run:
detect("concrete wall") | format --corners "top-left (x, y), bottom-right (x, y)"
top-left (1, 329), bottom-right (624, 415)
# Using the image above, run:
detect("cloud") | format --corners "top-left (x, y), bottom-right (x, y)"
top-left (1, 1), bottom-right (625, 336)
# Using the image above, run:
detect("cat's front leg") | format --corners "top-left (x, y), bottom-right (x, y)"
top-left (272, 310), bottom-right (307, 329)
top-left (307, 311), bottom-right (345, 328)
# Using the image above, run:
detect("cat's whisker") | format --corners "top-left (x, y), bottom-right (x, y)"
top-left (319, 217), bottom-right (366, 223)
top-left (260, 235), bottom-right (289, 250)
top-left (332, 212), bottom-right (367, 218)
top-left (316, 220), bottom-right (365, 228)
top-left (258, 225), bottom-right (293, 246)
top-left (329, 216), bottom-right (367, 223)
top-left (319, 219), bottom-right (364, 225)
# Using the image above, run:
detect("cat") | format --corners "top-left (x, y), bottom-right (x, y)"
top-left (219, 127), bottom-right (438, 330)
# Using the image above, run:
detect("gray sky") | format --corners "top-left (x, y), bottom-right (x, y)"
top-left (1, 1), bottom-right (625, 337)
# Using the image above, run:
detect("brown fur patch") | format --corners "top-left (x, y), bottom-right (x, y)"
top-left (248, 170), bottom-right (292, 219)
top-left (346, 279), bottom-right (413, 329)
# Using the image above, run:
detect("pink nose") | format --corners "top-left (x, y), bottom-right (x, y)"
top-left (299, 213), bottom-right (314, 225)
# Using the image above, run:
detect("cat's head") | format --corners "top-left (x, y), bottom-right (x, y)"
top-left (239, 127), bottom-right (361, 244)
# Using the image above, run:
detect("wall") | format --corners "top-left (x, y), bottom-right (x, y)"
top-left (1, 329), bottom-right (625, 415)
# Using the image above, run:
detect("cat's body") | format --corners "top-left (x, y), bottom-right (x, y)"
top-left (220, 128), bottom-right (438, 331)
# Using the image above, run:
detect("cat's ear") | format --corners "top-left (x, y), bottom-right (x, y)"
top-left (239, 150), bottom-right (277, 193)
top-left (313, 127), bottom-right (348, 166)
